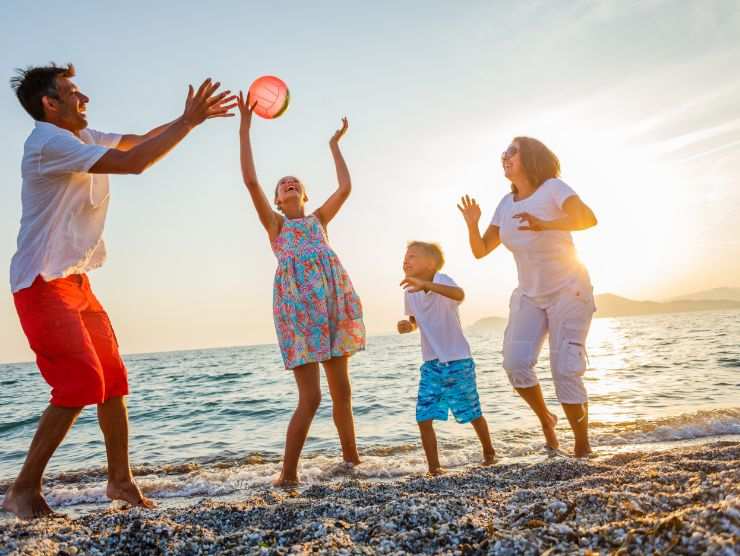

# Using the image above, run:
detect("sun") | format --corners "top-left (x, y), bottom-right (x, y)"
top-left (542, 126), bottom-right (691, 298)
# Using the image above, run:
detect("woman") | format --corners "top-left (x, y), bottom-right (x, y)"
top-left (458, 137), bottom-right (597, 457)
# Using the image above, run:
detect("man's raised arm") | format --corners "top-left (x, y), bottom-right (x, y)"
top-left (116, 119), bottom-right (178, 151)
top-left (90, 78), bottom-right (235, 175)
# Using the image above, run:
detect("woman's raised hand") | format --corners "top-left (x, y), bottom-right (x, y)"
top-left (457, 195), bottom-right (482, 227)
top-left (237, 91), bottom-right (258, 132)
top-left (330, 117), bottom-right (349, 146)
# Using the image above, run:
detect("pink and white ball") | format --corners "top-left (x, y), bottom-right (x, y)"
top-left (248, 75), bottom-right (290, 119)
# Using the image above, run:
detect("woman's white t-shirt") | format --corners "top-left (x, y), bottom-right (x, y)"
top-left (490, 178), bottom-right (587, 297)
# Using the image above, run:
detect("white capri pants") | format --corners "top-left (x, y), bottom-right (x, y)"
top-left (502, 278), bottom-right (596, 404)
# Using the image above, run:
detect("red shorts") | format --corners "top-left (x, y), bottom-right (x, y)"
top-left (13, 274), bottom-right (129, 407)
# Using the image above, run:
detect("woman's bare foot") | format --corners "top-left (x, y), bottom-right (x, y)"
top-left (106, 479), bottom-right (155, 509)
top-left (542, 411), bottom-right (559, 450)
top-left (427, 467), bottom-right (446, 477)
top-left (482, 451), bottom-right (497, 466)
top-left (2, 485), bottom-right (61, 520)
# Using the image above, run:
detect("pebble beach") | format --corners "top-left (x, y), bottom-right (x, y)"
top-left (2, 440), bottom-right (738, 555)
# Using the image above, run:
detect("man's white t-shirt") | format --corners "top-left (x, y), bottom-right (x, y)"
top-left (491, 178), bottom-right (587, 298)
top-left (404, 272), bottom-right (472, 363)
top-left (10, 121), bottom-right (121, 293)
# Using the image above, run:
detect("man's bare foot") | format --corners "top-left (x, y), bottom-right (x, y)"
top-left (427, 467), bottom-right (446, 477)
top-left (542, 411), bottom-right (559, 450)
top-left (106, 479), bottom-right (155, 509)
top-left (1, 485), bottom-right (61, 520)
top-left (482, 451), bottom-right (497, 466)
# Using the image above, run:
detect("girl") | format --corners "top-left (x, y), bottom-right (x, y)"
top-left (458, 137), bottom-right (598, 457)
top-left (237, 93), bottom-right (365, 485)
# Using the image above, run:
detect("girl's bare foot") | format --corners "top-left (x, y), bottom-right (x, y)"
top-left (427, 467), bottom-right (446, 477)
top-left (106, 480), bottom-right (156, 509)
top-left (482, 451), bottom-right (497, 466)
top-left (574, 442), bottom-right (593, 458)
top-left (542, 411), bottom-right (559, 450)
top-left (2, 486), bottom-right (61, 520)
top-left (272, 474), bottom-right (300, 489)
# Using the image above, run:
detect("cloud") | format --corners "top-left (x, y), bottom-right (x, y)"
top-left (679, 137), bottom-right (740, 162)
top-left (649, 117), bottom-right (740, 155)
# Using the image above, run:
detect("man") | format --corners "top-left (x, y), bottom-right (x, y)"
top-left (2, 63), bottom-right (235, 519)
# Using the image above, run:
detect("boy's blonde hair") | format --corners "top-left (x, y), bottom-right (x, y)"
top-left (407, 241), bottom-right (445, 271)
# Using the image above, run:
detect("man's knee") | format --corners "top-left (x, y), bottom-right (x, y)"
top-left (51, 373), bottom-right (105, 408)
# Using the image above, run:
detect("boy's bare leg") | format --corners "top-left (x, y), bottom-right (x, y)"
top-left (417, 420), bottom-right (444, 475)
top-left (470, 416), bottom-right (496, 464)
top-left (97, 396), bottom-right (155, 508)
top-left (562, 402), bottom-right (591, 457)
top-left (276, 363), bottom-right (321, 486)
top-left (2, 404), bottom-right (81, 519)
top-left (515, 385), bottom-right (559, 449)
top-left (322, 356), bottom-right (361, 465)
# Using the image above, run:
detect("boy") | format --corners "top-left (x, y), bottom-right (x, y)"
top-left (398, 241), bottom-right (496, 475)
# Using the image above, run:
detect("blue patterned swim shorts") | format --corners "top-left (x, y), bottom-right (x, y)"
top-left (416, 358), bottom-right (482, 424)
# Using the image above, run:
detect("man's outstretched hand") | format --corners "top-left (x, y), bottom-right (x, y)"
top-left (182, 78), bottom-right (237, 128)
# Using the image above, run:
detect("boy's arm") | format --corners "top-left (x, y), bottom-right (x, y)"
top-left (401, 277), bottom-right (465, 302)
top-left (427, 282), bottom-right (465, 302)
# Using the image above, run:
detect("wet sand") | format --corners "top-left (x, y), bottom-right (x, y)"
top-left (1, 441), bottom-right (738, 555)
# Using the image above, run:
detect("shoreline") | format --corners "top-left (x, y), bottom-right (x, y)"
top-left (2, 440), bottom-right (737, 555)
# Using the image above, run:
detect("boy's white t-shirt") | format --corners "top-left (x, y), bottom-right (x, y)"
top-left (490, 178), bottom-right (586, 297)
top-left (404, 272), bottom-right (472, 363)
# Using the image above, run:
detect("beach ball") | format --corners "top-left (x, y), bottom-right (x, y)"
top-left (248, 75), bottom-right (290, 119)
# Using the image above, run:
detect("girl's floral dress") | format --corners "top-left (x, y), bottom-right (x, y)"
top-left (271, 214), bottom-right (366, 369)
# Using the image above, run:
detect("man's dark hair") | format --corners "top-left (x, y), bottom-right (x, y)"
top-left (10, 63), bottom-right (75, 121)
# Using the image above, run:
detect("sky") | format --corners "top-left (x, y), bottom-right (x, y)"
top-left (1, 0), bottom-right (739, 363)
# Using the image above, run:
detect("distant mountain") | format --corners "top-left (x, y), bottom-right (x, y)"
top-left (467, 290), bottom-right (740, 333)
top-left (466, 317), bottom-right (507, 336)
top-left (595, 293), bottom-right (740, 317)
top-left (669, 287), bottom-right (740, 302)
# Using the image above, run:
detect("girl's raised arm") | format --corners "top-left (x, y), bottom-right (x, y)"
top-left (238, 91), bottom-right (282, 240)
top-left (315, 117), bottom-right (351, 227)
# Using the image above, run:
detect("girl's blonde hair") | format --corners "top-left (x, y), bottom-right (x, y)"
top-left (407, 241), bottom-right (445, 271)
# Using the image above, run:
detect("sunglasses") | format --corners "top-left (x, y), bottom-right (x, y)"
top-left (501, 145), bottom-right (519, 159)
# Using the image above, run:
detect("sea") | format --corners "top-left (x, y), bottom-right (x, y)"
top-left (1, 310), bottom-right (738, 510)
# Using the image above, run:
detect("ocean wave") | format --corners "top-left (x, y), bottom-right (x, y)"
top-left (590, 407), bottom-right (740, 445)
top-left (25, 408), bottom-right (739, 508)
